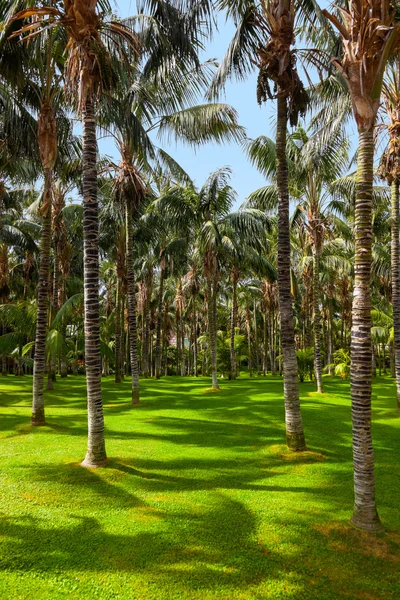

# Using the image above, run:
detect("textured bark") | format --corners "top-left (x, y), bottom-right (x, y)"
top-left (350, 129), bottom-right (382, 532)
top-left (32, 170), bottom-right (52, 426)
top-left (230, 275), bottom-right (238, 379)
top-left (391, 181), bottom-right (400, 410)
top-left (254, 300), bottom-right (260, 375)
top-left (114, 279), bottom-right (122, 383)
top-left (263, 313), bottom-right (268, 375)
top-left (276, 92), bottom-right (306, 451)
top-left (125, 199), bottom-right (140, 404)
top-left (193, 310), bottom-right (198, 377)
top-left (312, 249), bottom-right (323, 392)
top-left (81, 99), bottom-right (107, 467)
top-left (246, 309), bottom-right (253, 378)
top-left (207, 276), bottom-right (219, 390)
top-left (155, 268), bottom-right (165, 380)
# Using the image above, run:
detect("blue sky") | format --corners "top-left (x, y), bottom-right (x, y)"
top-left (101, 1), bottom-right (334, 208)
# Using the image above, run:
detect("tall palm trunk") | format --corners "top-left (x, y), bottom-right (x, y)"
top-left (114, 279), bottom-right (122, 383)
top-left (253, 299), bottom-right (260, 375)
top-left (125, 199), bottom-right (140, 404)
top-left (276, 93), bottom-right (306, 451)
top-left (193, 309), bottom-right (198, 377)
top-left (246, 310), bottom-right (253, 378)
top-left (155, 267), bottom-right (165, 379)
top-left (32, 98), bottom-right (58, 424)
top-left (180, 310), bottom-right (185, 376)
top-left (312, 248), bottom-right (323, 392)
top-left (230, 270), bottom-right (238, 379)
top-left (32, 177), bottom-right (52, 424)
top-left (391, 180), bottom-right (400, 410)
top-left (350, 129), bottom-right (382, 532)
top-left (207, 275), bottom-right (219, 390)
top-left (81, 99), bottom-right (106, 467)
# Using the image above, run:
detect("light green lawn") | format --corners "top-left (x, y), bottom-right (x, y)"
top-left (0, 374), bottom-right (399, 599)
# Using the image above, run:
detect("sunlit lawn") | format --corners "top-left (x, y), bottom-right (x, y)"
top-left (0, 373), bottom-right (399, 599)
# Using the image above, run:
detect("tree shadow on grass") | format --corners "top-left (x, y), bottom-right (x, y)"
top-left (0, 496), bottom-right (308, 598)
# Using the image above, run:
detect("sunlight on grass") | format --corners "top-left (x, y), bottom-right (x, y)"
top-left (0, 375), bottom-right (399, 599)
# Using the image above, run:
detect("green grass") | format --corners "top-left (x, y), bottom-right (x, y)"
top-left (0, 374), bottom-right (399, 600)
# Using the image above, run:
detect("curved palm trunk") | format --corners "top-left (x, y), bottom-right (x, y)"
top-left (32, 170), bottom-right (52, 425)
top-left (276, 93), bottom-right (306, 451)
top-left (391, 180), bottom-right (400, 410)
top-left (312, 249), bottom-right (323, 392)
top-left (207, 276), bottom-right (219, 390)
top-left (125, 199), bottom-right (140, 404)
top-left (230, 276), bottom-right (238, 379)
top-left (350, 129), bottom-right (382, 532)
top-left (155, 267), bottom-right (165, 380)
top-left (81, 99), bottom-right (106, 467)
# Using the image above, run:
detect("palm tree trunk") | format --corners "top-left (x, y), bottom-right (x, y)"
top-left (207, 276), bottom-right (219, 390)
top-left (253, 299), bottom-right (260, 375)
top-left (32, 169), bottom-right (52, 426)
top-left (312, 249), bottom-right (323, 392)
top-left (125, 199), bottom-right (140, 404)
top-left (350, 129), bottom-right (382, 532)
top-left (155, 268), bottom-right (165, 380)
top-left (114, 279), bottom-right (122, 383)
top-left (276, 93), bottom-right (306, 450)
top-left (81, 98), bottom-right (106, 467)
top-left (120, 294), bottom-right (126, 380)
top-left (246, 310), bottom-right (253, 378)
top-left (143, 296), bottom-right (150, 377)
top-left (193, 309), bottom-right (198, 377)
top-left (390, 180), bottom-right (400, 410)
top-left (230, 277), bottom-right (237, 379)
top-left (263, 313), bottom-right (268, 375)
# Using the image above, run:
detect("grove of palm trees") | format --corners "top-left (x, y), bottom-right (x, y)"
top-left (1, 1), bottom-right (400, 599)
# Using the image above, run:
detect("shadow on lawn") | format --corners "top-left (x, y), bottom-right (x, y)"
top-left (1, 494), bottom-right (399, 599)
top-left (1, 376), bottom-right (400, 597)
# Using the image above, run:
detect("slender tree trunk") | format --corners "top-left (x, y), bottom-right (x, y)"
top-left (263, 313), bottom-right (268, 375)
top-left (32, 169), bottom-right (52, 425)
top-left (120, 295), bottom-right (126, 380)
top-left (390, 180), bottom-right (400, 410)
top-left (350, 129), bottom-right (382, 532)
top-left (254, 300), bottom-right (260, 375)
top-left (230, 277), bottom-right (237, 379)
top-left (180, 309), bottom-right (185, 377)
top-left (193, 309), bottom-right (198, 377)
top-left (81, 99), bottom-right (106, 467)
top-left (246, 310), bottom-right (253, 378)
top-left (207, 276), bottom-right (219, 390)
top-left (269, 314), bottom-right (276, 376)
top-left (312, 248), bottom-right (323, 392)
top-left (328, 300), bottom-right (335, 376)
top-left (115, 279), bottom-right (122, 383)
top-left (143, 295), bottom-right (150, 377)
top-left (276, 93), bottom-right (306, 451)
top-left (125, 199), bottom-right (140, 404)
top-left (155, 268), bottom-right (165, 380)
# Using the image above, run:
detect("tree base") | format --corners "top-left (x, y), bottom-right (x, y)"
top-left (81, 456), bottom-right (108, 469)
top-left (31, 408), bottom-right (46, 427)
top-left (286, 431), bottom-right (307, 452)
top-left (31, 419), bottom-right (47, 427)
top-left (350, 513), bottom-right (384, 534)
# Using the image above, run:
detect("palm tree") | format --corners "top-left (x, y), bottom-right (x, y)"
top-left (209, 0), bottom-right (324, 449)
top-left (379, 64), bottom-right (400, 411)
top-left (12, 0), bottom-right (141, 465)
top-left (323, 1), bottom-right (400, 533)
